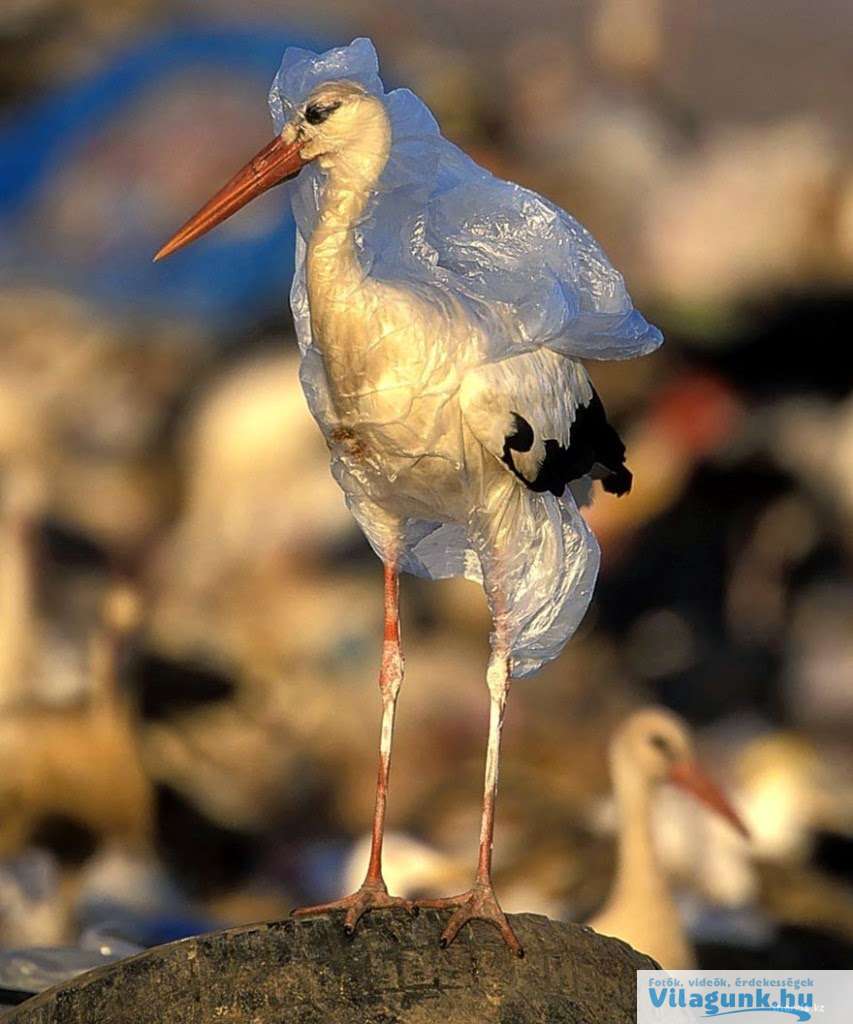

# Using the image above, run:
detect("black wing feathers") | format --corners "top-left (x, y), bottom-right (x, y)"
top-left (502, 389), bottom-right (632, 498)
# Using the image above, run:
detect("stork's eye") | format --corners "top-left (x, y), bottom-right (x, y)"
top-left (305, 100), bottom-right (341, 126)
top-left (650, 734), bottom-right (672, 755)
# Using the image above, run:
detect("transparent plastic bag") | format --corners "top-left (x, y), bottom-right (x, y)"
top-left (269, 39), bottom-right (662, 675)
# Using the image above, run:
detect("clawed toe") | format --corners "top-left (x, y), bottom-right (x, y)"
top-left (416, 884), bottom-right (523, 956)
top-left (292, 881), bottom-right (414, 936)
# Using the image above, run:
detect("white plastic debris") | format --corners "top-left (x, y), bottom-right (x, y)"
top-left (267, 38), bottom-right (662, 676)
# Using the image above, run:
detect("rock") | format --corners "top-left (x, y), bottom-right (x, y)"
top-left (4, 910), bottom-right (653, 1023)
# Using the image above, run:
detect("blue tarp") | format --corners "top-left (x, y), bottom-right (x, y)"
top-left (0, 26), bottom-right (329, 332)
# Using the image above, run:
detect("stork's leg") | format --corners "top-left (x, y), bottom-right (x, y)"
top-left (292, 560), bottom-right (412, 933)
top-left (416, 635), bottom-right (523, 956)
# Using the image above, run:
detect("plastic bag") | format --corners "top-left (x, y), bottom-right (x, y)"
top-left (269, 38), bottom-right (662, 675)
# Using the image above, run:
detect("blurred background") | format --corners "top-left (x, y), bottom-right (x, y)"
top-left (0, 0), bottom-right (851, 994)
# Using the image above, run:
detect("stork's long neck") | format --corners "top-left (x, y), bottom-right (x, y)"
top-left (608, 763), bottom-right (670, 912)
top-left (307, 123), bottom-right (391, 320)
top-left (309, 180), bottom-right (367, 289)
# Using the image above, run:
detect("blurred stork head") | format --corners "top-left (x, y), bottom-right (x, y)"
top-left (612, 707), bottom-right (693, 783)
top-left (610, 707), bottom-right (748, 839)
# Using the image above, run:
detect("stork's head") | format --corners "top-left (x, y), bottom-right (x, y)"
top-left (611, 707), bottom-right (749, 838)
top-left (293, 80), bottom-right (389, 167)
top-left (154, 78), bottom-right (389, 262)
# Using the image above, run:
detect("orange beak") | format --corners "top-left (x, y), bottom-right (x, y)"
top-left (669, 760), bottom-right (750, 840)
top-left (153, 131), bottom-right (306, 262)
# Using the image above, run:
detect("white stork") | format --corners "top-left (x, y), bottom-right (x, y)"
top-left (155, 38), bottom-right (663, 956)
top-left (588, 708), bottom-right (748, 968)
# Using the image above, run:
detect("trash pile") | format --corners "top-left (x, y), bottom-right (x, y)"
top-left (0, 0), bottom-right (851, 995)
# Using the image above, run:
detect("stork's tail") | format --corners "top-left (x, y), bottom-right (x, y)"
top-left (600, 464), bottom-right (632, 496)
top-left (578, 389), bottom-right (633, 497)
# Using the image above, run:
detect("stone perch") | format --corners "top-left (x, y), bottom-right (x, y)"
top-left (3, 910), bottom-right (655, 1023)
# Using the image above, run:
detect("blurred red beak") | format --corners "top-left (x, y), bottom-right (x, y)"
top-left (669, 760), bottom-right (750, 840)
top-left (153, 132), bottom-right (306, 262)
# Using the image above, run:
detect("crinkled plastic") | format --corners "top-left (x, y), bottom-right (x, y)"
top-left (269, 38), bottom-right (662, 677)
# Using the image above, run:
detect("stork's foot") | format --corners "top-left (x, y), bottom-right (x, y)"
top-left (291, 879), bottom-right (415, 936)
top-left (416, 882), bottom-right (524, 957)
